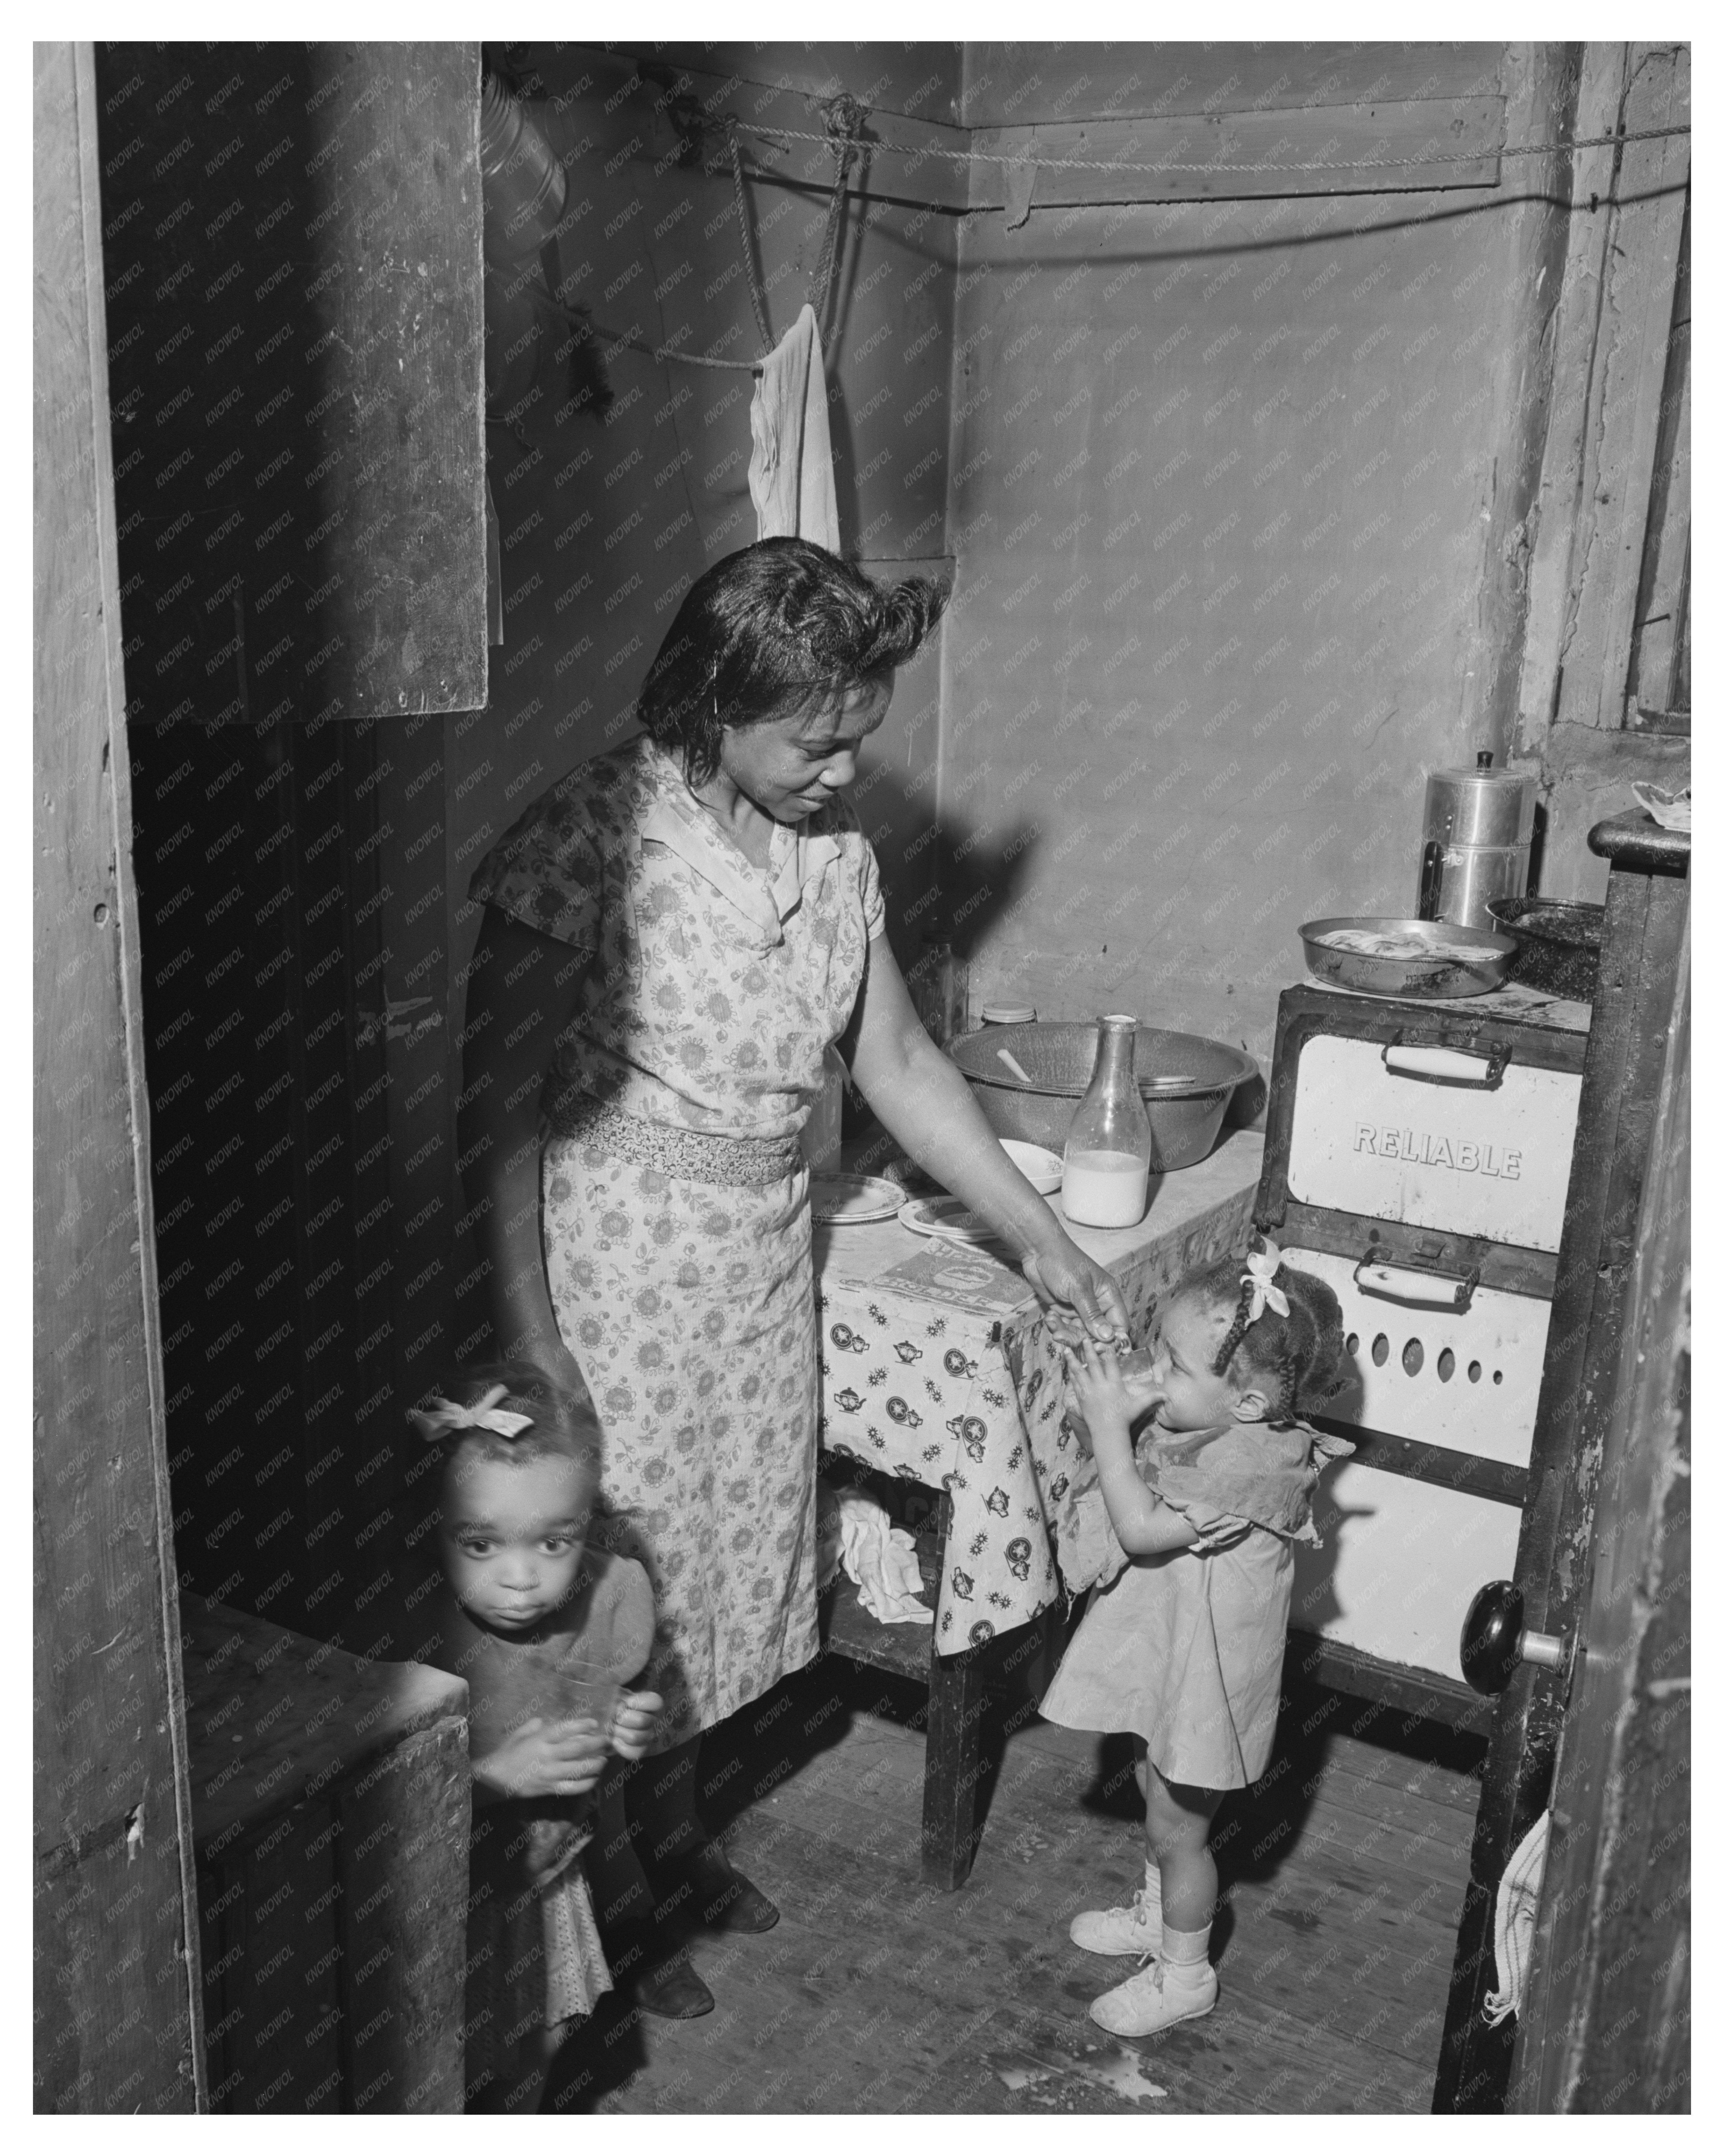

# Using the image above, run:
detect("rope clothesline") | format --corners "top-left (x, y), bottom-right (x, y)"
top-left (735, 118), bottom-right (1691, 184)
top-left (560, 116), bottom-right (1690, 377)
top-left (547, 290), bottom-right (762, 373)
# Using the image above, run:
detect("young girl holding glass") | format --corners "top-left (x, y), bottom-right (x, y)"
top-left (1045, 1240), bottom-right (1350, 2038)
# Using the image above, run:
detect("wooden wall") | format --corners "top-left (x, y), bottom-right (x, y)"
top-left (93, 44), bottom-right (485, 1646)
top-left (34, 41), bottom-right (201, 2113)
top-left (1504, 42), bottom-right (1690, 900)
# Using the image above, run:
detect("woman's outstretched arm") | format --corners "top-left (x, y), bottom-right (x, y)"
top-left (457, 908), bottom-right (593, 1399)
top-left (843, 931), bottom-right (1129, 1341)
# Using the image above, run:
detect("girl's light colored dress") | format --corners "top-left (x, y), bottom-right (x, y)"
top-left (470, 736), bottom-right (885, 1747)
top-left (1041, 1415), bottom-right (1352, 1789)
top-left (436, 1548), bottom-right (654, 2096)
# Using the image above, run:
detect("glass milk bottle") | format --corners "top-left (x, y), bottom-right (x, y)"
top-left (1061, 1015), bottom-right (1153, 1228)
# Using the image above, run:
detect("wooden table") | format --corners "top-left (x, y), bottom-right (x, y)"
top-left (812, 1129), bottom-right (1263, 1886)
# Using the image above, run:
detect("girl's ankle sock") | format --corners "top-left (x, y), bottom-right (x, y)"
top-left (1160, 1921), bottom-right (1212, 1978)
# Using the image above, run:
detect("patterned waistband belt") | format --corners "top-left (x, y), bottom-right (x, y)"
top-left (544, 1090), bottom-right (805, 1189)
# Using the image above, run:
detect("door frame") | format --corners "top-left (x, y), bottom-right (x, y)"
top-left (33, 39), bottom-right (203, 2112)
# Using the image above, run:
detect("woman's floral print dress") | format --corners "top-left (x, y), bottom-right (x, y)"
top-left (470, 737), bottom-right (884, 1746)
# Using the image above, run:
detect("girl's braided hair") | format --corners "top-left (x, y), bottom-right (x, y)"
top-left (637, 537), bottom-right (948, 787)
top-left (1188, 1242), bottom-right (1347, 1422)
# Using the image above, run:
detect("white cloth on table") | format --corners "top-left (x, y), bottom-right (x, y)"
top-left (748, 302), bottom-right (839, 552)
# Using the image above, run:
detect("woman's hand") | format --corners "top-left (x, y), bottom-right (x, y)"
top-left (609, 1689), bottom-right (664, 1761)
top-left (1023, 1240), bottom-right (1132, 1346)
top-left (842, 935), bottom-right (1133, 1345)
top-left (474, 1714), bottom-right (610, 1802)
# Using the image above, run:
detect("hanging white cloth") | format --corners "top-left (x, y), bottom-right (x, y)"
top-left (748, 302), bottom-right (840, 554)
top-left (1483, 1809), bottom-right (1551, 2026)
top-left (747, 301), bottom-right (844, 1164)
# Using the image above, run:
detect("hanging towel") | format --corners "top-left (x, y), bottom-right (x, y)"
top-left (1483, 1809), bottom-right (1552, 2026)
top-left (748, 302), bottom-right (840, 553)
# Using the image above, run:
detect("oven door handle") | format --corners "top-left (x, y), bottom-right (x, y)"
top-left (1352, 1257), bottom-right (1479, 1312)
top-left (1381, 1039), bottom-right (1510, 1088)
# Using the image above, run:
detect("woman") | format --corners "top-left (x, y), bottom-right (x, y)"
top-left (459, 539), bottom-right (1128, 2014)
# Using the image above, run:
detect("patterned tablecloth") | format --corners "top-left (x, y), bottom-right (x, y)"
top-left (814, 1132), bottom-right (1263, 1653)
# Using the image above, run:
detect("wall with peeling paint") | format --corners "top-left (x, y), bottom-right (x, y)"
top-left (933, 46), bottom-right (1553, 1078)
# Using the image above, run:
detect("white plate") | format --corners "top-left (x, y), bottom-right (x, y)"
top-left (1001, 1138), bottom-right (1063, 1194)
top-left (811, 1174), bottom-right (905, 1226)
top-left (897, 1195), bottom-right (1002, 1245)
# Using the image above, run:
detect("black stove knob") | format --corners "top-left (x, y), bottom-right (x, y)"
top-left (1461, 1580), bottom-right (1569, 1695)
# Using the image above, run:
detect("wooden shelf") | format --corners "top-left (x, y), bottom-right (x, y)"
top-left (819, 1571), bottom-right (937, 1682)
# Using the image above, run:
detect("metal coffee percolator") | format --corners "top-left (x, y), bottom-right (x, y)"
top-left (1416, 752), bottom-right (1535, 929)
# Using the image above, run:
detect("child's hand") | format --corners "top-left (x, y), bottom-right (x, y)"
top-left (609, 1689), bottom-right (664, 1761)
top-left (1065, 1338), bottom-right (1166, 1446)
top-left (475, 1714), bottom-right (610, 1802)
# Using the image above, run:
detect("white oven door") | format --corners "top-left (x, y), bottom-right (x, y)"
top-left (1282, 1243), bottom-right (1546, 1682)
top-left (1287, 1035), bottom-right (1581, 1251)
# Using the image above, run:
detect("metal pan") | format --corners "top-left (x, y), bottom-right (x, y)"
top-left (1298, 915), bottom-right (1518, 1000)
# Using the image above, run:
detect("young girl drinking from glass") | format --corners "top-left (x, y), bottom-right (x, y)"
top-left (1044, 1238), bottom-right (1351, 2039)
top-left (411, 1363), bottom-right (663, 2112)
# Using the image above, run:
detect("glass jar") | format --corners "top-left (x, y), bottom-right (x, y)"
top-left (1061, 1014), bottom-right (1153, 1228)
top-left (908, 926), bottom-right (969, 1049)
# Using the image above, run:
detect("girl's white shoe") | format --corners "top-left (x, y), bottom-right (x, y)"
top-left (1089, 1955), bottom-right (1218, 2038)
top-left (1069, 1882), bottom-right (1163, 1957)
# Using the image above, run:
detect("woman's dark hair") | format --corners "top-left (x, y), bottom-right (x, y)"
top-left (413, 1360), bottom-right (602, 1478)
top-left (636, 537), bottom-right (947, 786)
top-left (1185, 1248), bottom-right (1347, 1421)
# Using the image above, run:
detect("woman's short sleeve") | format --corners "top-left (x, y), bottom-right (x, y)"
top-left (468, 783), bottom-right (605, 960)
top-left (858, 830), bottom-right (886, 942)
top-left (826, 793), bottom-right (886, 941)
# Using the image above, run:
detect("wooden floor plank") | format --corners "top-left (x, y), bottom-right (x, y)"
top-left (553, 1663), bottom-right (1476, 2116)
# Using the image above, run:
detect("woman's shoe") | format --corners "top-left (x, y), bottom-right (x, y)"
top-left (604, 1926), bottom-right (715, 2019)
top-left (670, 1841), bottom-right (780, 1933)
top-left (631, 1948), bottom-right (715, 2020)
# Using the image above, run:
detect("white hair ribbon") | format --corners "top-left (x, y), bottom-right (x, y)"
top-left (1241, 1240), bottom-right (1290, 1325)
top-left (408, 1383), bottom-right (534, 1444)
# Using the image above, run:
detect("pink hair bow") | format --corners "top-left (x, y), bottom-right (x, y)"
top-left (1241, 1240), bottom-right (1289, 1324)
top-left (408, 1382), bottom-right (533, 1444)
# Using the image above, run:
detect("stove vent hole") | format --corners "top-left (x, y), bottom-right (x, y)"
top-left (1371, 1334), bottom-right (1390, 1366)
top-left (1345, 1333), bottom-right (1359, 1358)
top-left (1402, 1338), bottom-right (1424, 1377)
top-left (1437, 1348), bottom-right (1455, 1383)
top-left (1467, 1360), bottom-right (1483, 1383)
top-left (1493, 1370), bottom-right (1503, 1384)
